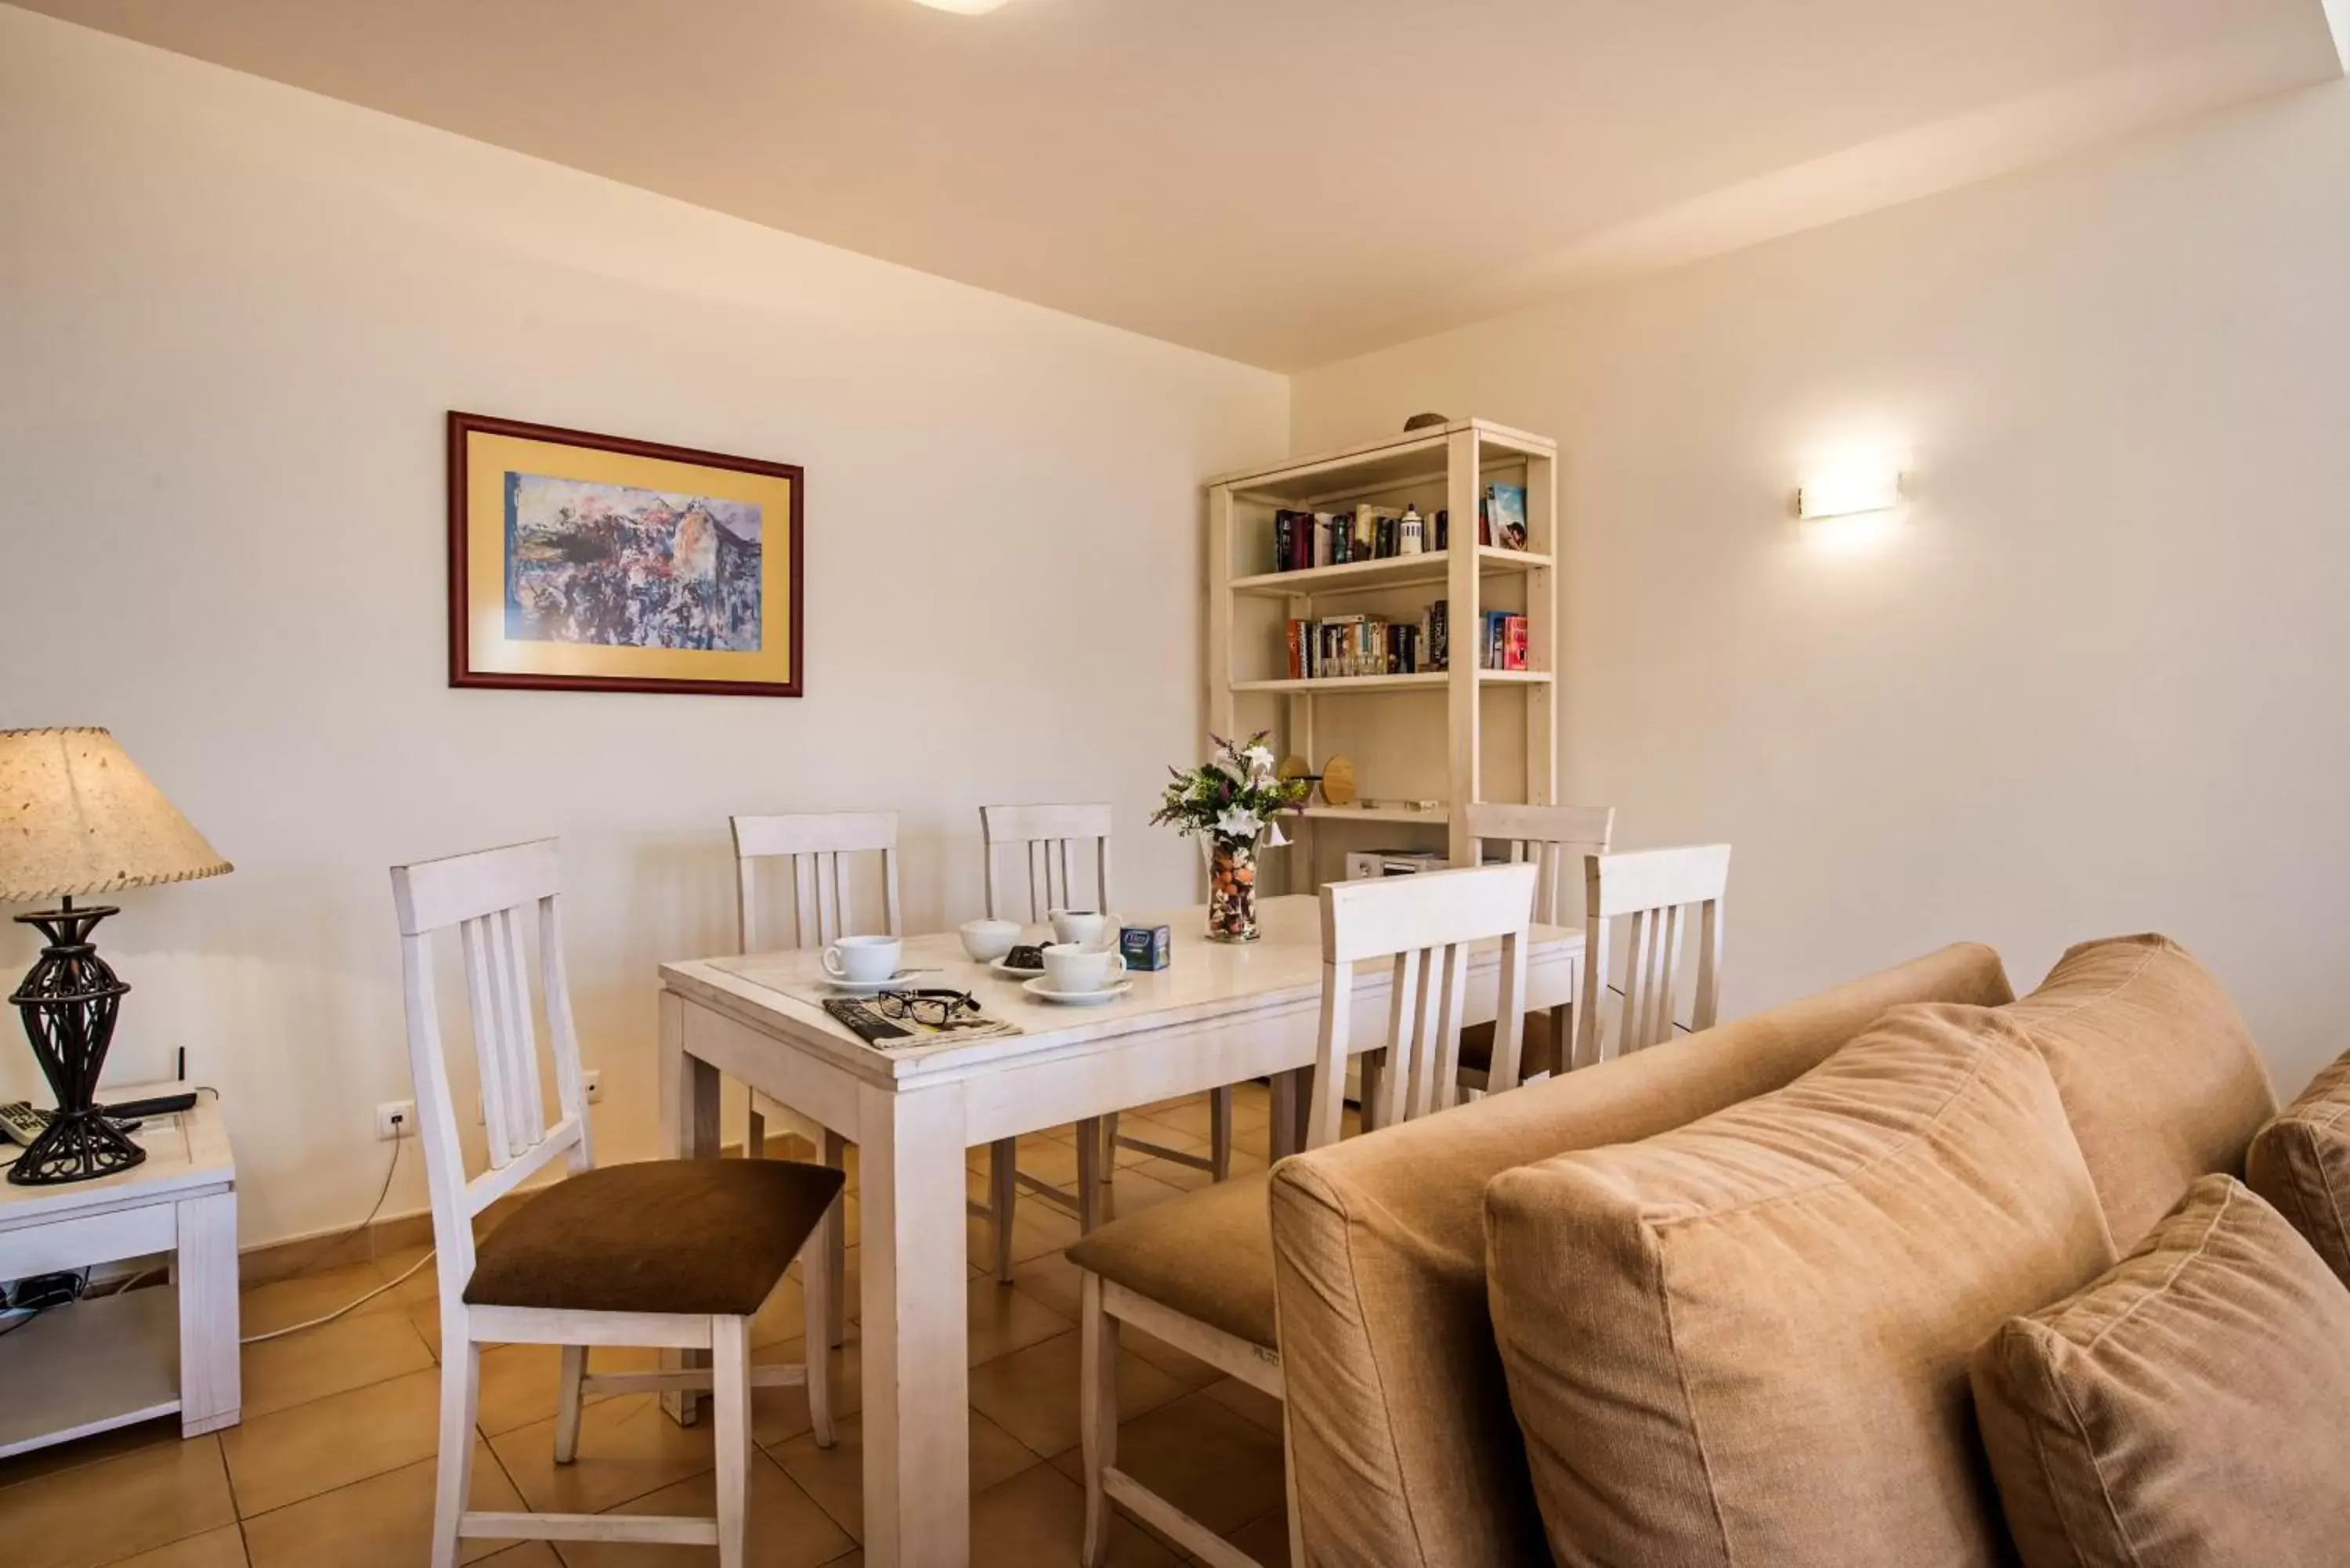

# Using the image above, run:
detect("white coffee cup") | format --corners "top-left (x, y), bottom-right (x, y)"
top-left (959, 918), bottom-right (1020, 963)
top-left (1049, 909), bottom-right (1115, 947)
top-left (822, 934), bottom-right (902, 984)
top-left (1041, 942), bottom-right (1126, 994)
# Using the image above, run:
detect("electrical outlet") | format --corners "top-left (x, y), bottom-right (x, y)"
top-left (375, 1100), bottom-right (415, 1140)
top-left (583, 1069), bottom-right (602, 1105)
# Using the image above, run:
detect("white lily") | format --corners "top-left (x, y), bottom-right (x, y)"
top-left (1264, 817), bottom-right (1290, 848)
top-left (1214, 807), bottom-right (1262, 840)
top-left (1241, 743), bottom-right (1277, 783)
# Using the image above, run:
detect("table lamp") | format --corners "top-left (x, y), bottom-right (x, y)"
top-left (0, 728), bottom-right (231, 1185)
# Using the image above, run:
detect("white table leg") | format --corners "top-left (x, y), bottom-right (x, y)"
top-left (660, 991), bottom-right (721, 1426)
top-left (175, 1189), bottom-right (239, 1436)
top-left (859, 1078), bottom-right (971, 1567)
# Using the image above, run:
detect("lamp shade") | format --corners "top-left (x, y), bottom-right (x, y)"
top-left (0, 728), bottom-right (232, 904)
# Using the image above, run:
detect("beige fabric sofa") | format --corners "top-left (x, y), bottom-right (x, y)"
top-left (1267, 937), bottom-right (2275, 1568)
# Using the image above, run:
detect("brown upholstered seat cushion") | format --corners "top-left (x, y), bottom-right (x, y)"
top-left (1271, 941), bottom-right (2015, 1568)
top-left (1484, 1003), bottom-right (2115, 1568)
top-left (464, 1158), bottom-right (844, 1317)
top-left (2246, 1049), bottom-right (2350, 1287)
top-left (1455, 1009), bottom-right (1563, 1080)
top-left (1065, 1171), bottom-right (1275, 1349)
top-left (1972, 1175), bottom-right (2350, 1567)
top-left (2001, 934), bottom-right (2274, 1248)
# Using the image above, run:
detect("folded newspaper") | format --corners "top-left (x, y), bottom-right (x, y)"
top-left (821, 995), bottom-right (1022, 1051)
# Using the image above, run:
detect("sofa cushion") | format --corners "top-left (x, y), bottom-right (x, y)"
top-left (2001, 934), bottom-right (2273, 1248)
top-left (1484, 1004), bottom-right (2114, 1568)
top-left (1972, 1175), bottom-right (2350, 1566)
top-left (1065, 1170), bottom-right (1276, 1349)
top-left (1269, 941), bottom-right (2014, 1568)
top-left (2245, 1050), bottom-right (2350, 1287)
top-left (465, 1157), bottom-right (843, 1317)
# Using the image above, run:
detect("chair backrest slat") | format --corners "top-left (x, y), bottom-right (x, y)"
top-left (731, 812), bottom-right (902, 955)
top-left (1574, 844), bottom-right (1730, 1068)
top-left (391, 837), bottom-right (595, 1297)
top-left (982, 802), bottom-right (1114, 923)
top-left (1306, 862), bottom-right (1539, 1147)
top-left (1462, 803), bottom-right (1614, 927)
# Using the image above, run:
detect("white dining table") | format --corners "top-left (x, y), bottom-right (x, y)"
top-left (656, 892), bottom-right (1582, 1568)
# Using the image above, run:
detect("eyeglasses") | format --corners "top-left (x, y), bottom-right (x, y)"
top-left (875, 988), bottom-right (978, 1027)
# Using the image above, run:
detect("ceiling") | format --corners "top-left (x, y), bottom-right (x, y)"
top-left (21, 0), bottom-right (2346, 369)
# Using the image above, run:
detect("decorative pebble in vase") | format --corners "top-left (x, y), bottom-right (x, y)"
top-left (1208, 837), bottom-right (1260, 943)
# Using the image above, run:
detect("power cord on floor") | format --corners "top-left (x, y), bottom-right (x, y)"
top-left (237, 1117), bottom-right (434, 1346)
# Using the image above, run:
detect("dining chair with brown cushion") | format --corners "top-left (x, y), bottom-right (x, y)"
top-left (1069, 861), bottom-right (1542, 1568)
top-left (1972, 1174), bottom-right (2350, 1566)
top-left (394, 838), bottom-right (842, 1568)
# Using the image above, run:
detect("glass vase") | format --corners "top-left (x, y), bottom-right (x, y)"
top-left (1207, 837), bottom-right (1260, 942)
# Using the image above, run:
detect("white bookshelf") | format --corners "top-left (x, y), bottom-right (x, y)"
top-left (1206, 418), bottom-right (1559, 883)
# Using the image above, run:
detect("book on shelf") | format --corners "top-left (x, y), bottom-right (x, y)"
top-left (1283, 614), bottom-right (1425, 679)
top-left (1480, 482), bottom-right (1529, 551)
top-left (1269, 504), bottom-right (1441, 573)
top-left (1475, 610), bottom-right (1529, 670)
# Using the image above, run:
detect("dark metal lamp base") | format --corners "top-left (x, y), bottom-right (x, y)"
top-left (8, 1107), bottom-right (145, 1186)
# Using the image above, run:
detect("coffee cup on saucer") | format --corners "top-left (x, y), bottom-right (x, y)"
top-left (1041, 942), bottom-right (1125, 994)
top-left (822, 934), bottom-right (902, 985)
top-left (959, 918), bottom-right (1020, 963)
top-left (1049, 909), bottom-right (1114, 947)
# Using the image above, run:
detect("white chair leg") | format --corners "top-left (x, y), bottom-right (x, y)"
top-left (714, 1315), bottom-right (752, 1568)
top-left (801, 1205), bottom-right (835, 1449)
top-left (747, 1103), bottom-right (768, 1159)
top-left (989, 1137), bottom-right (1018, 1283)
top-left (553, 1344), bottom-right (587, 1464)
top-left (822, 1129), bottom-right (848, 1347)
top-left (431, 1335), bottom-right (479, 1568)
top-left (1079, 1273), bottom-right (1119, 1568)
top-left (1209, 1085), bottom-right (1234, 1181)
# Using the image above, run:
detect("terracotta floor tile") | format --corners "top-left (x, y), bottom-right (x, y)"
top-left (221, 1366), bottom-right (444, 1516)
top-left (1008, 1248), bottom-right (1084, 1321)
top-left (473, 1342), bottom-right (662, 1439)
top-left (241, 1440), bottom-right (522, 1567)
top-left (105, 1525), bottom-right (248, 1568)
top-left (551, 1448), bottom-right (851, 1568)
top-left (1224, 1502), bottom-right (1297, 1567)
top-left (966, 1330), bottom-right (1187, 1458)
top-left (239, 1259), bottom-right (412, 1337)
top-left (966, 1275), bottom-right (1073, 1366)
top-left (240, 1306), bottom-right (436, 1418)
top-left (475, 1546), bottom-right (563, 1566)
top-left (2, 1435), bottom-right (235, 1568)
top-left (970, 1461), bottom-right (1180, 1566)
top-left (750, 1333), bottom-right (864, 1448)
top-left (765, 1409), bottom-right (1038, 1543)
top-left (490, 1394), bottom-right (713, 1516)
top-left (1204, 1375), bottom-right (1287, 1437)
top-left (1119, 1326), bottom-right (1231, 1392)
top-left (1058, 1387), bottom-right (1285, 1536)
top-left (1132, 1149), bottom-right (1270, 1194)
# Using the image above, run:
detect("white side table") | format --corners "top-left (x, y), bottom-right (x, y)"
top-left (0, 1083), bottom-right (239, 1457)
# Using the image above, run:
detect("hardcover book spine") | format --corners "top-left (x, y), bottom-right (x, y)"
top-left (1286, 619), bottom-right (1304, 681)
top-left (1506, 615), bottom-right (1528, 670)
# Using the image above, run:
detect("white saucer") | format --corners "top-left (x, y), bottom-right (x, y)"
top-left (1021, 976), bottom-right (1133, 1006)
top-left (823, 972), bottom-right (922, 995)
top-left (989, 957), bottom-right (1046, 979)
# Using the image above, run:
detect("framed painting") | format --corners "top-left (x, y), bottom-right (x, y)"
top-left (446, 412), bottom-right (803, 697)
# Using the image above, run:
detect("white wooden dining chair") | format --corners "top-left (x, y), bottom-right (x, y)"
top-left (1572, 843), bottom-right (1731, 1070)
top-left (393, 839), bottom-right (842, 1568)
top-left (1451, 802), bottom-right (1615, 1095)
top-left (978, 803), bottom-right (1239, 1275)
top-left (1069, 862), bottom-right (1539, 1568)
top-left (732, 811), bottom-right (900, 1348)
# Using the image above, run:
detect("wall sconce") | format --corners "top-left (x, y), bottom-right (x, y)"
top-left (1795, 461), bottom-right (1904, 520)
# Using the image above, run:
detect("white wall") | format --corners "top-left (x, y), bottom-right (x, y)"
top-left (1294, 77), bottom-right (2350, 1097)
top-left (0, 8), bottom-right (1287, 1245)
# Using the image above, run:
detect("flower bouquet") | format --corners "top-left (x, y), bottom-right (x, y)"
top-left (1151, 732), bottom-right (1311, 941)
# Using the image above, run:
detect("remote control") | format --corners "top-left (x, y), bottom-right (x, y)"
top-left (0, 1102), bottom-right (51, 1147)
